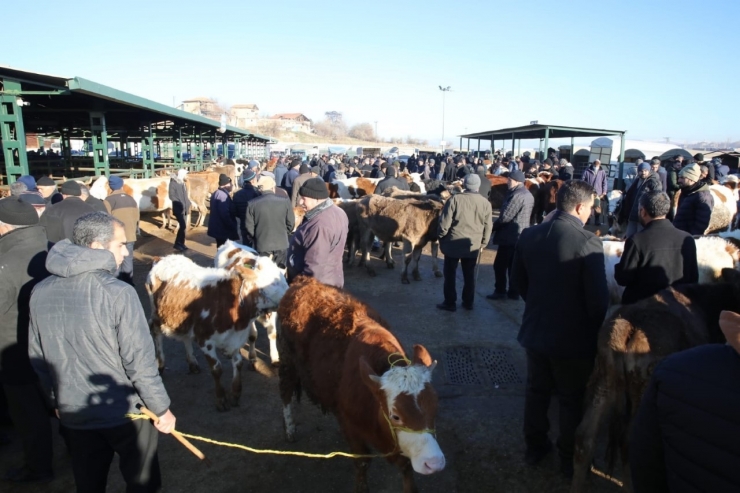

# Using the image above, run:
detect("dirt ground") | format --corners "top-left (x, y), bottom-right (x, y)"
top-left (1, 216), bottom-right (624, 493)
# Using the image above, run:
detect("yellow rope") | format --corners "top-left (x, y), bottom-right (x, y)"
top-left (126, 413), bottom-right (389, 459)
top-left (125, 352), bottom-right (433, 461)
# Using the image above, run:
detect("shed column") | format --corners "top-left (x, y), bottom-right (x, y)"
top-left (194, 130), bottom-right (203, 170)
top-left (0, 79), bottom-right (29, 184)
top-left (174, 128), bottom-right (183, 168)
top-left (571, 136), bottom-right (575, 162)
top-left (89, 111), bottom-right (110, 177)
top-left (141, 124), bottom-right (154, 178)
top-left (511, 133), bottom-right (515, 156)
top-left (60, 129), bottom-right (72, 162)
top-left (543, 128), bottom-right (550, 163)
top-left (617, 132), bottom-right (626, 191)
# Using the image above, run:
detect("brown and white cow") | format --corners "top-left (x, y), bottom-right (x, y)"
top-left (571, 268), bottom-right (740, 492)
top-left (215, 240), bottom-right (281, 366)
top-left (147, 254), bottom-right (288, 411)
top-left (356, 195), bottom-right (443, 283)
top-left (90, 175), bottom-right (173, 228)
top-left (277, 276), bottom-right (445, 493)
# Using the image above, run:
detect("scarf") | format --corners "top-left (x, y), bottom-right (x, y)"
top-left (304, 198), bottom-right (333, 222)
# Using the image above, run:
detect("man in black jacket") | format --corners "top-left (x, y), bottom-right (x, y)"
top-left (614, 192), bottom-right (698, 304)
top-left (0, 199), bottom-right (53, 483)
top-left (511, 180), bottom-right (609, 479)
top-left (630, 309), bottom-right (740, 492)
top-left (673, 163), bottom-right (714, 236)
top-left (29, 212), bottom-right (176, 492)
top-left (244, 176), bottom-right (295, 268)
top-left (487, 170), bottom-right (534, 300)
top-left (233, 168), bottom-right (261, 246)
top-left (39, 180), bottom-right (95, 244)
top-left (373, 166), bottom-right (409, 195)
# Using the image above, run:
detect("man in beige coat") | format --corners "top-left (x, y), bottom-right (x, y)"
top-left (437, 174), bottom-right (492, 311)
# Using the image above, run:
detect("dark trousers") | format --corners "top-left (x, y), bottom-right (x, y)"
top-left (67, 420), bottom-right (161, 493)
top-left (2, 382), bottom-right (53, 476)
top-left (523, 349), bottom-right (594, 461)
top-left (493, 244), bottom-right (517, 295)
top-left (118, 242), bottom-right (135, 286)
top-left (260, 249), bottom-right (287, 269)
top-left (174, 211), bottom-right (187, 246)
top-left (443, 255), bottom-right (477, 306)
top-left (215, 238), bottom-right (227, 248)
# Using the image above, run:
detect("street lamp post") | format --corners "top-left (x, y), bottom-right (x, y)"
top-left (439, 85), bottom-right (451, 150)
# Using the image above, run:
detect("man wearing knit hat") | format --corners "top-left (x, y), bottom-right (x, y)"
top-left (168, 169), bottom-right (191, 251)
top-left (105, 175), bottom-right (140, 285)
top-left (373, 165), bottom-right (409, 195)
top-left (207, 174), bottom-right (238, 248)
top-left (39, 180), bottom-right (95, 244)
top-left (282, 159), bottom-right (302, 197)
top-left (288, 177), bottom-right (348, 288)
top-left (488, 170), bottom-right (534, 301)
top-left (673, 163), bottom-right (713, 236)
top-left (437, 173), bottom-right (493, 311)
top-left (0, 198), bottom-right (53, 483)
top-left (245, 175), bottom-right (295, 267)
top-left (233, 168), bottom-right (261, 246)
top-left (36, 176), bottom-right (62, 206)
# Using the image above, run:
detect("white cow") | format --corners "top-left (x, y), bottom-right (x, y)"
top-left (147, 253), bottom-right (288, 410)
top-left (215, 240), bottom-right (281, 367)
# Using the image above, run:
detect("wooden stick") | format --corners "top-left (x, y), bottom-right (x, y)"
top-left (138, 406), bottom-right (211, 466)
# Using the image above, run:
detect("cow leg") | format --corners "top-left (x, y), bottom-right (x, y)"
top-left (341, 426), bottom-right (372, 493)
top-left (401, 241), bottom-right (413, 284)
top-left (384, 242), bottom-right (395, 269)
top-left (202, 344), bottom-right (229, 411)
top-left (183, 338), bottom-right (200, 374)
top-left (279, 364), bottom-right (299, 442)
top-left (431, 241), bottom-right (443, 277)
top-left (229, 350), bottom-right (244, 407)
top-left (150, 326), bottom-right (165, 374)
top-left (264, 311), bottom-right (280, 366)
top-left (245, 319), bottom-right (259, 370)
top-left (571, 384), bottom-right (615, 493)
top-left (360, 228), bottom-right (376, 276)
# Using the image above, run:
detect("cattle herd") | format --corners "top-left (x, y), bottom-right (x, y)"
top-left (56, 158), bottom-right (740, 491)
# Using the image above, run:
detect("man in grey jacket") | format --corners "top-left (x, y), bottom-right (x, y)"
top-left (487, 170), bottom-right (534, 300)
top-left (28, 212), bottom-right (176, 492)
top-left (437, 174), bottom-right (493, 311)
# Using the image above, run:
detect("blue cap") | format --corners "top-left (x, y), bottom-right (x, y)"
top-left (109, 175), bottom-right (124, 190)
top-left (637, 163), bottom-right (651, 172)
top-left (17, 175), bottom-right (37, 191)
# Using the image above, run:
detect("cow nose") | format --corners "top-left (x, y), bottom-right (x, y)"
top-left (423, 456), bottom-right (446, 473)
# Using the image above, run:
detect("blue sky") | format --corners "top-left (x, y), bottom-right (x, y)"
top-left (4, 0), bottom-right (738, 146)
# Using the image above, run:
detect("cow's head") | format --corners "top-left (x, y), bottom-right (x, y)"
top-left (235, 256), bottom-right (289, 310)
top-left (360, 345), bottom-right (445, 475)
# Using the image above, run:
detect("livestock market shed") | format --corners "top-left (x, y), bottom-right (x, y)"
top-left (0, 65), bottom-right (274, 187)
top-left (459, 123), bottom-right (628, 186)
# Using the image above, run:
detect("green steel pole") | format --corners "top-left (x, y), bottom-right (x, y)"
top-left (0, 79), bottom-right (29, 183)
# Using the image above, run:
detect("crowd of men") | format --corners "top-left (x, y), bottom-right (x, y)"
top-left (0, 147), bottom-right (737, 491)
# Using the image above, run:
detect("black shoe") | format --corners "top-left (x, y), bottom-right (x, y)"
top-left (507, 292), bottom-right (519, 300)
top-left (462, 303), bottom-right (473, 311)
top-left (3, 466), bottom-right (53, 483)
top-left (486, 292), bottom-right (507, 300)
top-left (524, 441), bottom-right (552, 466)
top-left (436, 303), bottom-right (456, 312)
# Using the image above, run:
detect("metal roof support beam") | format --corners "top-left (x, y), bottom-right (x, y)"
top-left (544, 127), bottom-right (550, 163)
top-left (0, 79), bottom-right (29, 183)
top-left (617, 132), bottom-right (627, 190)
top-left (141, 124), bottom-right (154, 178)
top-left (194, 129), bottom-right (203, 170)
top-left (511, 133), bottom-right (515, 157)
top-left (174, 128), bottom-right (183, 167)
top-left (89, 112), bottom-right (110, 177)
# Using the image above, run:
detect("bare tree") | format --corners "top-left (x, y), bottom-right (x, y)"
top-left (325, 111), bottom-right (343, 125)
top-left (314, 118), bottom-right (348, 140)
top-left (348, 123), bottom-right (375, 141)
top-left (257, 120), bottom-right (283, 138)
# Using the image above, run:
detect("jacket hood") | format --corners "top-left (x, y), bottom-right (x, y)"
top-left (46, 239), bottom-right (118, 278)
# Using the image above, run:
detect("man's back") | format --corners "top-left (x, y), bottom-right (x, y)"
top-left (40, 197), bottom-right (95, 243)
top-left (28, 240), bottom-right (169, 429)
top-left (246, 192), bottom-right (294, 253)
top-left (630, 344), bottom-right (740, 492)
top-left (614, 219), bottom-right (698, 304)
top-left (105, 192), bottom-right (140, 243)
top-left (512, 211), bottom-right (608, 358)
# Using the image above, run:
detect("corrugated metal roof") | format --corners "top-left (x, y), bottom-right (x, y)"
top-left (0, 65), bottom-right (274, 142)
top-left (460, 124), bottom-right (626, 140)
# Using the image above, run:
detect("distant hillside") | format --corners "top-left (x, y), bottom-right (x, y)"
top-left (686, 140), bottom-right (740, 150)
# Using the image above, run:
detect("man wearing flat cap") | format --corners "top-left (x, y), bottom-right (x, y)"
top-left (39, 180), bottom-right (95, 244)
top-left (207, 174), bottom-right (239, 248)
top-left (673, 163), bottom-right (713, 236)
top-left (437, 173), bottom-right (493, 311)
top-left (288, 177), bottom-right (348, 288)
top-left (622, 162), bottom-right (662, 238)
top-left (233, 168), bottom-right (261, 247)
top-left (245, 175), bottom-right (295, 268)
top-left (0, 198), bottom-right (53, 482)
top-left (290, 164), bottom-right (318, 207)
top-left (168, 169), bottom-right (191, 251)
top-left (36, 176), bottom-right (62, 206)
top-left (488, 170), bottom-right (534, 301)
